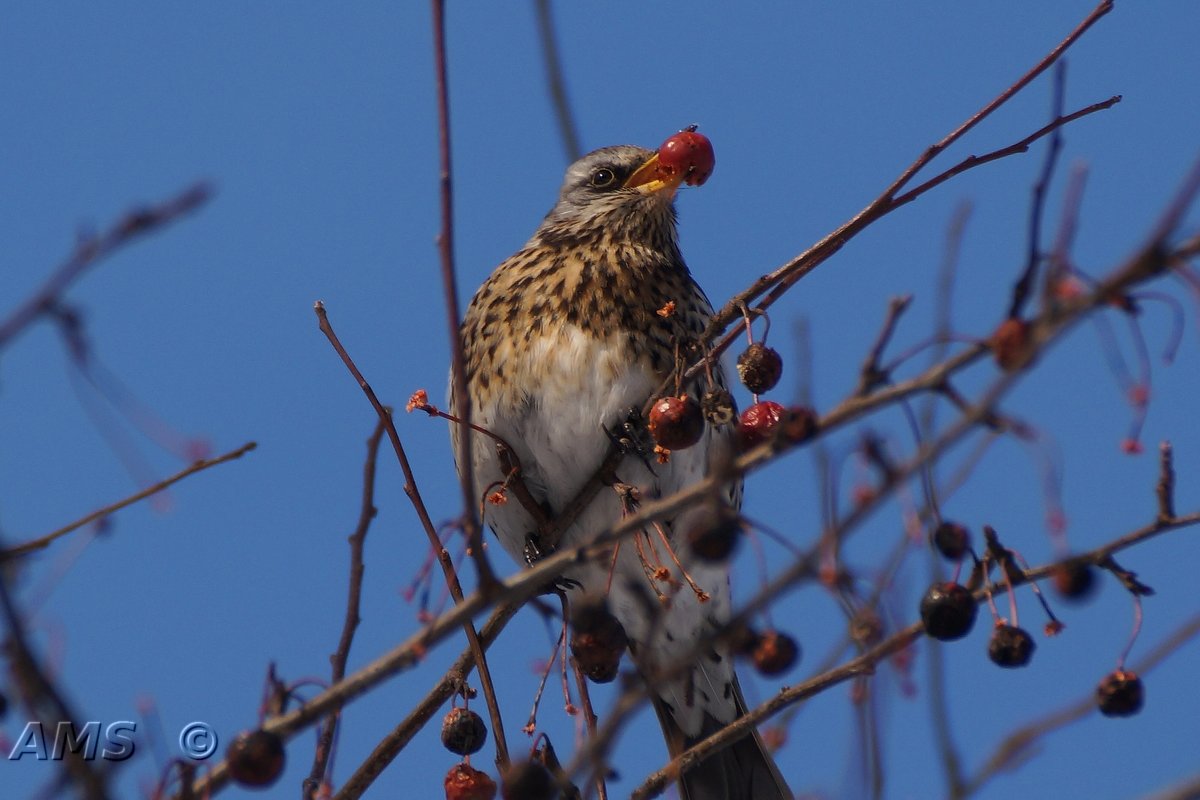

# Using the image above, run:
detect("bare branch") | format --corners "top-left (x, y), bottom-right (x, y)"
top-left (314, 301), bottom-right (510, 774)
top-left (0, 182), bottom-right (211, 351)
top-left (960, 613), bottom-right (1200, 799)
top-left (304, 419), bottom-right (387, 799)
top-left (533, 0), bottom-right (582, 162)
top-left (1, 441), bottom-right (257, 561)
top-left (430, 0), bottom-right (495, 590)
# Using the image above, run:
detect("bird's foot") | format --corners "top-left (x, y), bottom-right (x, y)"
top-left (523, 532), bottom-right (581, 594)
top-left (604, 406), bottom-right (657, 475)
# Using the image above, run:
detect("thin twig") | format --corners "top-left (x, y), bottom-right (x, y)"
top-left (1, 551), bottom-right (111, 799)
top-left (0, 183), bottom-right (212, 351)
top-left (1157, 441), bottom-right (1176, 522)
top-left (702, 1), bottom-right (1116, 341)
top-left (1024, 62), bottom-right (1068, 318)
top-left (2, 441), bottom-right (257, 561)
top-left (929, 619), bottom-right (967, 799)
top-left (430, 0), bottom-right (495, 590)
top-left (304, 419), bottom-right (386, 799)
top-left (958, 613), bottom-right (1200, 799)
top-left (854, 295), bottom-right (913, 397)
top-left (314, 301), bottom-right (510, 775)
top-left (533, 0), bottom-right (582, 162)
top-left (182, 150), bottom-right (1200, 800)
top-left (331, 603), bottom-right (521, 800)
top-left (1135, 773), bottom-right (1200, 800)
top-left (628, 518), bottom-right (1200, 799)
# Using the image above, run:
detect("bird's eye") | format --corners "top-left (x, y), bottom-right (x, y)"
top-left (590, 168), bottom-right (617, 188)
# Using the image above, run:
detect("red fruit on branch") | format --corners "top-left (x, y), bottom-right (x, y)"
top-left (751, 630), bottom-right (801, 676)
top-left (445, 763), bottom-right (498, 800)
top-left (737, 400), bottom-right (785, 447)
top-left (570, 601), bottom-right (629, 684)
top-left (657, 128), bottom-right (716, 186)
top-left (1052, 560), bottom-right (1098, 602)
top-left (648, 395), bottom-right (705, 450)
top-left (226, 729), bottom-right (286, 789)
top-left (990, 317), bottom-right (1033, 371)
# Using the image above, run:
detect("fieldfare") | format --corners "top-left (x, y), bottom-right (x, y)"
top-left (455, 137), bottom-right (791, 800)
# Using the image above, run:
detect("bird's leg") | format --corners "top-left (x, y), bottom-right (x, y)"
top-left (603, 406), bottom-right (657, 476)
top-left (523, 533), bottom-right (582, 592)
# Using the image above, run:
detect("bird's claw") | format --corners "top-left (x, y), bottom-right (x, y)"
top-left (604, 407), bottom-right (657, 476)
top-left (523, 533), bottom-right (581, 593)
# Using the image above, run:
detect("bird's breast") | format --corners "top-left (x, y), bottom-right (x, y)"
top-left (495, 324), bottom-right (658, 488)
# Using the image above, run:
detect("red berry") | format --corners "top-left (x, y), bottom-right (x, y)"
top-left (441, 707), bottom-right (488, 756)
top-left (736, 343), bottom-right (784, 393)
top-left (737, 401), bottom-right (785, 447)
top-left (648, 395), bottom-right (705, 451)
top-left (657, 128), bottom-right (716, 186)
top-left (226, 729), bottom-right (286, 789)
top-left (990, 317), bottom-right (1033, 371)
top-left (988, 623), bottom-right (1036, 668)
top-left (570, 602), bottom-right (629, 684)
top-left (751, 630), bottom-right (800, 676)
top-left (1097, 670), bottom-right (1144, 717)
top-left (919, 582), bottom-right (977, 641)
top-left (445, 762), bottom-right (498, 800)
top-left (931, 521), bottom-right (971, 561)
top-left (1052, 560), bottom-right (1098, 603)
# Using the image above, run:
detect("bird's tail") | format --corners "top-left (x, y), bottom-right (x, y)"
top-left (650, 691), bottom-right (792, 800)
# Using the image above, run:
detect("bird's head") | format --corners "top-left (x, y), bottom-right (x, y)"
top-left (541, 145), bottom-right (690, 239)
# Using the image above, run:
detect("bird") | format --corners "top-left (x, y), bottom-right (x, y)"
top-left (454, 140), bottom-right (791, 800)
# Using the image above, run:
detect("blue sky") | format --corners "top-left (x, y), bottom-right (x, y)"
top-left (3, 3), bottom-right (1199, 798)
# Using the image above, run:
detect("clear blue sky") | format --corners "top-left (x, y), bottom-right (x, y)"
top-left (3, 3), bottom-right (1199, 798)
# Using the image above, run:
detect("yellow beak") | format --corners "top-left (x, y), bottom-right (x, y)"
top-left (622, 152), bottom-right (687, 197)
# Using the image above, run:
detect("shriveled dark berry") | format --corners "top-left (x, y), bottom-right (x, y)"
top-left (988, 623), bottom-right (1036, 668)
top-left (701, 387), bottom-right (736, 426)
top-left (226, 729), bottom-right (286, 789)
top-left (685, 503), bottom-right (742, 562)
top-left (737, 401), bottom-right (785, 448)
top-left (751, 630), bottom-right (800, 676)
top-left (736, 343), bottom-right (784, 394)
top-left (919, 582), bottom-right (977, 641)
top-left (501, 760), bottom-right (556, 800)
top-left (1097, 670), bottom-right (1144, 717)
top-left (932, 521), bottom-right (971, 561)
top-left (1052, 560), bottom-right (1098, 603)
top-left (648, 395), bottom-right (704, 451)
top-left (441, 707), bottom-right (488, 756)
top-left (445, 762), bottom-right (498, 800)
top-left (570, 601), bottom-right (628, 684)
